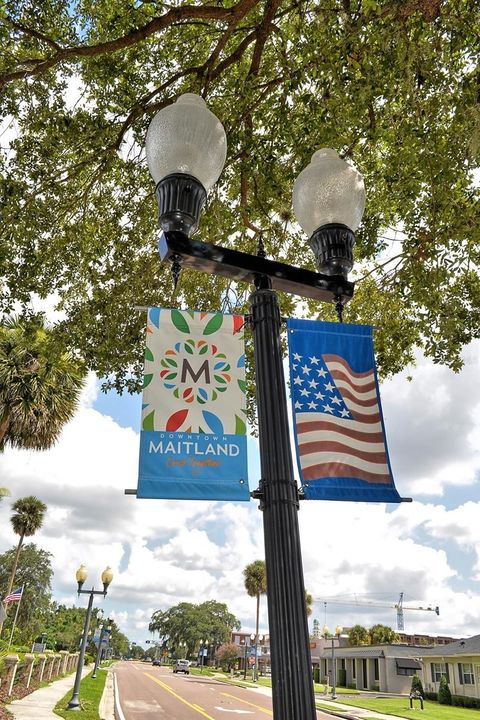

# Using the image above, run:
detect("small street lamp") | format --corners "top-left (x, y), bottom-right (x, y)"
top-left (242, 640), bottom-right (248, 680)
top-left (199, 639), bottom-right (209, 672)
top-left (250, 632), bottom-right (264, 682)
top-left (145, 94), bottom-right (364, 720)
top-left (92, 618), bottom-right (112, 679)
top-left (67, 565), bottom-right (113, 710)
top-left (323, 625), bottom-right (342, 700)
top-left (178, 640), bottom-right (187, 659)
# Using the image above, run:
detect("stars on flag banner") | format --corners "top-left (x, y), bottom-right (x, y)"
top-left (3, 587), bottom-right (23, 604)
top-left (287, 319), bottom-right (401, 503)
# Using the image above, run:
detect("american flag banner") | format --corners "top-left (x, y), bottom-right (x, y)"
top-left (287, 319), bottom-right (401, 503)
top-left (3, 587), bottom-right (23, 604)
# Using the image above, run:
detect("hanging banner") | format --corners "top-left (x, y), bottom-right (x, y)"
top-left (287, 319), bottom-right (401, 503)
top-left (137, 308), bottom-right (250, 501)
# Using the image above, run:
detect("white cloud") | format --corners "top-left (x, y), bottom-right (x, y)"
top-left (380, 341), bottom-right (480, 496)
top-left (1, 342), bottom-right (480, 644)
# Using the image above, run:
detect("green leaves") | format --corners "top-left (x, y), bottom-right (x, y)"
top-left (0, 0), bottom-right (479, 410)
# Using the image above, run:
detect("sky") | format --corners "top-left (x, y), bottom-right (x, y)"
top-left (1, 74), bottom-right (479, 651)
top-left (1, 335), bottom-right (480, 649)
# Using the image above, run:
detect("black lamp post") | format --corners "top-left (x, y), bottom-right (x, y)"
top-left (199, 639), bottom-right (209, 672)
top-left (67, 565), bottom-right (113, 710)
top-left (145, 93), bottom-right (365, 720)
top-left (323, 625), bottom-right (342, 700)
top-left (92, 618), bottom-right (112, 679)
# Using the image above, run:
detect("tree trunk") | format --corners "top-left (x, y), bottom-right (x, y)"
top-left (6, 533), bottom-right (24, 598)
top-left (0, 413), bottom-right (9, 447)
top-left (0, 533), bottom-right (24, 638)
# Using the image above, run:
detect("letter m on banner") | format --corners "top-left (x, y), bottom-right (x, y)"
top-left (137, 308), bottom-right (250, 501)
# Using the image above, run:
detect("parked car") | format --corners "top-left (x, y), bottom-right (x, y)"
top-left (173, 659), bottom-right (190, 674)
top-left (152, 659), bottom-right (162, 666)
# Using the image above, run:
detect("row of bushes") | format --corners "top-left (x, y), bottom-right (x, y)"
top-left (417, 676), bottom-right (480, 708)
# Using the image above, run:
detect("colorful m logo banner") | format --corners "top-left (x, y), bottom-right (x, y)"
top-left (137, 308), bottom-right (250, 501)
top-left (287, 319), bottom-right (401, 503)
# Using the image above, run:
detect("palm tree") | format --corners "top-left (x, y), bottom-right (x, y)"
top-left (348, 624), bottom-right (370, 646)
top-left (0, 314), bottom-right (85, 451)
top-left (0, 495), bottom-right (47, 636)
top-left (0, 487), bottom-right (10, 501)
top-left (243, 560), bottom-right (267, 677)
top-left (5, 496), bottom-right (47, 599)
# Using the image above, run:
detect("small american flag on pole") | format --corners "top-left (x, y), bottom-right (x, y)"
top-left (4, 587), bottom-right (23, 604)
top-left (287, 319), bottom-right (401, 503)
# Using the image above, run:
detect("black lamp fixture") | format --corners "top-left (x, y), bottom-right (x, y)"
top-left (145, 93), bottom-right (363, 310)
top-left (144, 93), bottom-right (365, 720)
top-left (145, 93), bottom-right (227, 238)
top-left (68, 565), bottom-right (114, 710)
top-left (292, 147), bottom-right (365, 279)
top-left (323, 624), bottom-right (343, 700)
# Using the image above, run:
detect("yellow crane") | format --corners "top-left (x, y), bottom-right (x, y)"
top-left (315, 592), bottom-right (440, 631)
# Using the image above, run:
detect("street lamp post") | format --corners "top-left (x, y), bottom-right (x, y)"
top-left (323, 625), bottom-right (342, 700)
top-left (250, 632), bottom-right (264, 682)
top-left (242, 641), bottom-right (248, 679)
top-left (145, 94), bottom-right (364, 720)
top-left (67, 565), bottom-right (113, 710)
top-left (92, 619), bottom-right (112, 679)
top-left (199, 639), bottom-right (209, 672)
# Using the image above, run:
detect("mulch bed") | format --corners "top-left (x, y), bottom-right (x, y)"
top-left (0, 679), bottom-right (41, 720)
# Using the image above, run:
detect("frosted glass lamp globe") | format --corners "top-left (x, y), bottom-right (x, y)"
top-left (292, 148), bottom-right (365, 236)
top-left (145, 93), bottom-right (227, 191)
top-left (292, 148), bottom-right (365, 278)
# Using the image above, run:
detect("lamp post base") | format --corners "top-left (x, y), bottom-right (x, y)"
top-left (67, 694), bottom-right (81, 710)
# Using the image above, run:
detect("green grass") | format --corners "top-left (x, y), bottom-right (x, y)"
top-left (255, 677), bottom-right (358, 695)
top-left (323, 697), bottom-right (480, 719)
top-left (53, 669), bottom-right (106, 720)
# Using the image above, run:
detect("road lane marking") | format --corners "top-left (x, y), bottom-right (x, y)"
top-left (113, 672), bottom-right (127, 720)
top-left (214, 708), bottom-right (254, 714)
top-left (144, 672), bottom-right (216, 719)
top-left (221, 693), bottom-right (273, 716)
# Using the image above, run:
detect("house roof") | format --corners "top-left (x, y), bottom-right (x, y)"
top-left (415, 635), bottom-right (477, 658)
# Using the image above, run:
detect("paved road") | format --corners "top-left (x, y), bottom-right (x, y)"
top-left (114, 662), bottom-right (335, 719)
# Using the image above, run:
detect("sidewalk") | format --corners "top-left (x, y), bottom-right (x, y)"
top-left (314, 694), bottom-right (410, 720)
top-left (250, 684), bottom-right (408, 720)
top-left (8, 666), bottom-right (114, 720)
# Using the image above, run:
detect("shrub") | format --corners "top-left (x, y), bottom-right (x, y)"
top-left (451, 694), bottom-right (480, 709)
top-left (84, 652), bottom-right (94, 666)
top-left (424, 691), bottom-right (438, 701)
top-left (438, 675), bottom-right (452, 705)
top-left (410, 673), bottom-right (424, 697)
top-left (313, 667), bottom-right (320, 684)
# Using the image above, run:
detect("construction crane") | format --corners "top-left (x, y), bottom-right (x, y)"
top-left (316, 592), bottom-right (440, 631)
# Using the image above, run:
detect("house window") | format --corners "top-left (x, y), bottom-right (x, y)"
top-left (397, 667), bottom-right (416, 676)
top-left (459, 663), bottom-right (474, 685)
top-left (374, 659), bottom-right (379, 681)
top-left (432, 663), bottom-right (448, 682)
top-left (352, 659), bottom-right (356, 679)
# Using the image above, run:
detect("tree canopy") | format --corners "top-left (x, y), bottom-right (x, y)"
top-left (1, 1), bottom-right (479, 394)
top-left (0, 314), bottom-right (85, 451)
top-left (149, 599), bottom-right (241, 658)
top-left (0, 543), bottom-right (53, 643)
top-left (347, 622), bottom-right (399, 646)
top-left (43, 604), bottom-right (129, 655)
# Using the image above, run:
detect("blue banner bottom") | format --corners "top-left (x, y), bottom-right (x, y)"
top-left (137, 431), bottom-right (250, 501)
